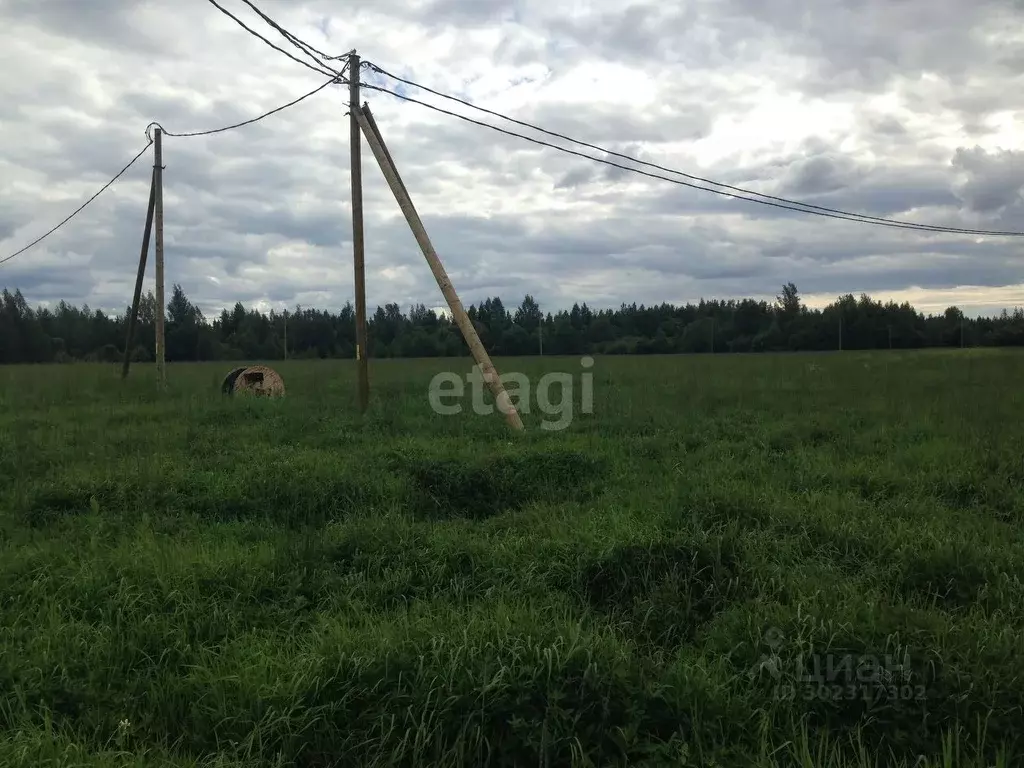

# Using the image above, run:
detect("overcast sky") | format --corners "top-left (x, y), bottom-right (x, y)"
top-left (1, 0), bottom-right (1022, 320)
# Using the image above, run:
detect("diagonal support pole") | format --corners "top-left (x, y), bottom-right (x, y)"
top-left (122, 165), bottom-right (157, 379)
top-left (355, 103), bottom-right (524, 431)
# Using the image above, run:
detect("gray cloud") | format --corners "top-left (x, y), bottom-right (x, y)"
top-left (2, 0), bottom-right (158, 52)
top-left (1, 0), bottom-right (1023, 322)
top-left (952, 148), bottom-right (1024, 214)
top-left (720, 0), bottom-right (1024, 95)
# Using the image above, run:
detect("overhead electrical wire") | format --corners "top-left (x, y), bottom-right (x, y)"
top-left (238, 0), bottom-right (349, 74)
top-left (0, 141), bottom-right (153, 267)
top-left (212, 2), bottom-right (1011, 236)
top-left (356, 80), bottom-right (991, 235)
top-left (362, 61), bottom-right (1024, 238)
top-left (2, 1), bottom-right (353, 267)
top-left (7, 0), bottom-right (1017, 272)
top-left (150, 74), bottom-right (343, 138)
top-left (204, 0), bottom-right (338, 78)
top-left (1, 76), bottom-right (344, 266)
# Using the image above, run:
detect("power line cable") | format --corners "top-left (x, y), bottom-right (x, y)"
top-left (357, 81), bottom-right (990, 234)
top-left (2, 74), bottom-right (342, 266)
top-left (243, 1), bottom-right (336, 71)
top-left (364, 62), bottom-right (1024, 238)
top-left (149, 74), bottom-right (344, 138)
top-left (204, 0), bottom-right (337, 78)
top-left (239, 0), bottom-right (348, 74)
top-left (363, 61), bottom-right (963, 233)
top-left (0, 141), bottom-right (153, 267)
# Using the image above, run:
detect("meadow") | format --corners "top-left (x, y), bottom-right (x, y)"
top-left (1, 350), bottom-right (1022, 767)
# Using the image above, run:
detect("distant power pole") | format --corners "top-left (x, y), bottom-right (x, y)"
top-left (154, 127), bottom-right (166, 385)
top-left (283, 310), bottom-right (289, 360)
top-left (539, 316), bottom-right (544, 356)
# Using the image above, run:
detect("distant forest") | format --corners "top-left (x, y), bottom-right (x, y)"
top-left (2, 282), bottom-right (1023, 364)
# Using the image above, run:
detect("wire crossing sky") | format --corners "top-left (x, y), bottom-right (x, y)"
top-left (0, 76), bottom-right (347, 266)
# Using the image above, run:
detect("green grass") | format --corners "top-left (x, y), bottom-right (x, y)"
top-left (1, 350), bottom-right (1023, 767)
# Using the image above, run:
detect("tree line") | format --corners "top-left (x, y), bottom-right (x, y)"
top-left (2, 281), bottom-right (1023, 364)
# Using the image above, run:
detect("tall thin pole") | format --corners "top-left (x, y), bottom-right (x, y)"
top-left (122, 166), bottom-right (157, 379)
top-left (539, 313), bottom-right (544, 355)
top-left (350, 51), bottom-right (369, 412)
top-left (283, 310), bottom-right (289, 360)
top-left (154, 128), bottom-right (166, 385)
top-left (355, 105), bottom-right (524, 431)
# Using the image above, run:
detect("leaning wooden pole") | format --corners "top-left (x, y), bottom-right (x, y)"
top-left (122, 165), bottom-right (157, 378)
top-left (362, 103), bottom-right (410, 202)
top-left (354, 104), bottom-right (524, 431)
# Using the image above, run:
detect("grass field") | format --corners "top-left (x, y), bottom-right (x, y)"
top-left (1, 350), bottom-right (1023, 767)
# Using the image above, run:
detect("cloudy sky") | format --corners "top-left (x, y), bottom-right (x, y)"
top-left (1, 0), bottom-right (1023, 320)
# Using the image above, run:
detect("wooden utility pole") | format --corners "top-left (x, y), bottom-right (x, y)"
top-left (355, 104), bottom-right (524, 431)
top-left (283, 310), bottom-right (289, 360)
top-left (154, 127), bottom-right (166, 385)
top-left (122, 166), bottom-right (157, 379)
top-left (539, 316), bottom-right (543, 355)
top-left (350, 51), bottom-right (369, 412)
